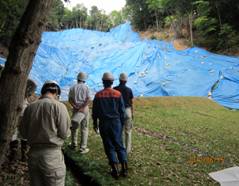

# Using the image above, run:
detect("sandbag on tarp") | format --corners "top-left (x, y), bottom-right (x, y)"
top-left (0, 22), bottom-right (239, 109)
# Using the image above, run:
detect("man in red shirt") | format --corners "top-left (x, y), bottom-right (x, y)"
top-left (92, 72), bottom-right (128, 179)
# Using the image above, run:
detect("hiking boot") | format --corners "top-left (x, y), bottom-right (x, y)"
top-left (21, 140), bottom-right (28, 162)
top-left (120, 162), bottom-right (128, 177)
top-left (110, 163), bottom-right (119, 179)
top-left (79, 148), bottom-right (89, 154)
top-left (9, 140), bottom-right (19, 162)
top-left (68, 144), bottom-right (77, 150)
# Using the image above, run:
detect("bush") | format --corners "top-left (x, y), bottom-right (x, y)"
top-left (217, 24), bottom-right (239, 52)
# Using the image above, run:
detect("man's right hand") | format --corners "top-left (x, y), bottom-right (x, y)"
top-left (93, 120), bottom-right (99, 134)
top-left (78, 107), bottom-right (85, 113)
top-left (94, 126), bottom-right (99, 134)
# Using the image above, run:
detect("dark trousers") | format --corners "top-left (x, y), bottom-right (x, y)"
top-left (99, 118), bottom-right (127, 164)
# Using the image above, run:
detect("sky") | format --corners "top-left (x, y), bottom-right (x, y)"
top-left (63, 0), bottom-right (126, 14)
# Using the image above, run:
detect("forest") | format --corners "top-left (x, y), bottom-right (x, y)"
top-left (0, 0), bottom-right (238, 55)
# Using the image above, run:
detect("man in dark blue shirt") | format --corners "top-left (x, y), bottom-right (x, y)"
top-left (92, 72), bottom-right (128, 179)
top-left (114, 73), bottom-right (134, 154)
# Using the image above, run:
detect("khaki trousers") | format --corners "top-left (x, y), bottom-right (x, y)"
top-left (71, 109), bottom-right (89, 149)
top-left (123, 107), bottom-right (133, 153)
top-left (28, 147), bottom-right (66, 186)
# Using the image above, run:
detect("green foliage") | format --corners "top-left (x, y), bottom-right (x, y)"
top-left (62, 8), bottom-right (73, 28)
top-left (217, 24), bottom-right (239, 51)
top-left (126, 0), bottom-right (239, 53)
top-left (193, 0), bottom-right (210, 16)
top-left (126, 0), bottom-right (154, 30)
top-left (47, 0), bottom-right (65, 30)
top-left (0, 0), bottom-right (29, 45)
top-left (1, 0), bottom-right (238, 53)
top-left (65, 169), bottom-right (78, 186)
top-left (146, 0), bottom-right (164, 10)
top-left (164, 15), bottom-right (176, 27)
top-left (193, 0), bottom-right (218, 37)
top-left (109, 11), bottom-right (124, 28)
top-left (194, 16), bottom-right (217, 35)
top-left (0, 1), bottom-right (127, 46)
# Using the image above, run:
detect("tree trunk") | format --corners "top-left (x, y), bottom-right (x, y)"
top-left (155, 11), bottom-right (159, 31)
top-left (0, 0), bottom-right (53, 167)
top-left (215, 2), bottom-right (222, 29)
top-left (189, 13), bottom-right (194, 46)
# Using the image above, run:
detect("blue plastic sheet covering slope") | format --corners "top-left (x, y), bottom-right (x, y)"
top-left (212, 69), bottom-right (239, 109)
top-left (1, 22), bottom-right (239, 109)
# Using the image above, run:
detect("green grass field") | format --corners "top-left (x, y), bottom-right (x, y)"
top-left (65, 97), bottom-right (239, 186)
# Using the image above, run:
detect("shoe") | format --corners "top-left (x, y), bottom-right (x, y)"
top-left (120, 162), bottom-right (128, 177)
top-left (68, 144), bottom-right (77, 150)
top-left (79, 148), bottom-right (89, 154)
top-left (21, 140), bottom-right (28, 162)
top-left (9, 140), bottom-right (19, 162)
top-left (110, 163), bottom-right (120, 179)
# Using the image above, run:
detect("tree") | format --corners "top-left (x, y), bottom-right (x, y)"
top-left (88, 6), bottom-right (100, 30)
top-left (146, 0), bottom-right (166, 31)
top-left (72, 4), bottom-right (88, 28)
top-left (109, 10), bottom-right (124, 27)
top-left (0, 0), bottom-right (54, 167)
top-left (0, 0), bottom-right (29, 46)
top-left (47, 0), bottom-right (65, 30)
top-left (126, 0), bottom-right (154, 30)
top-left (62, 8), bottom-right (74, 29)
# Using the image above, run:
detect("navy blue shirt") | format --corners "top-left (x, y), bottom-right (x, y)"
top-left (92, 88), bottom-right (125, 122)
top-left (114, 84), bottom-right (133, 108)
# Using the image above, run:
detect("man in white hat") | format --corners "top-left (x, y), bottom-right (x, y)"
top-left (92, 72), bottom-right (128, 179)
top-left (20, 80), bottom-right (70, 186)
top-left (68, 72), bottom-right (91, 154)
top-left (114, 73), bottom-right (134, 154)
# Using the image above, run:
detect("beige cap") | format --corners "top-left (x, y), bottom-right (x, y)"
top-left (77, 72), bottom-right (87, 81)
top-left (102, 72), bottom-right (114, 81)
top-left (119, 73), bottom-right (128, 81)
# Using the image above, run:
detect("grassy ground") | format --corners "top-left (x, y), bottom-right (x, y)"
top-left (64, 97), bottom-right (239, 186)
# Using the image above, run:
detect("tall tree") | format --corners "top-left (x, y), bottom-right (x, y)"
top-left (0, 0), bottom-right (29, 46)
top-left (109, 10), bottom-right (124, 27)
top-left (0, 0), bottom-right (54, 167)
top-left (88, 6), bottom-right (100, 30)
top-left (47, 0), bottom-right (65, 30)
top-left (126, 0), bottom-right (154, 30)
top-left (72, 4), bottom-right (88, 28)
top-left (62, 8), bottom-right (74, 29)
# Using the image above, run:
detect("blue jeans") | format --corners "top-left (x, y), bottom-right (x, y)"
top-left (99, 118), bottom-right (127, 164)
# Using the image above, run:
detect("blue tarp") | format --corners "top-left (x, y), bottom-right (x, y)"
top-left (1, 22), bottom-right (239, 109)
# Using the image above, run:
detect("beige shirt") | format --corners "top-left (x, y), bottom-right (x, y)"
top-left (20, 96), bottom-right (70, 148)
top-left (68, 82), bottom-right (90, 112)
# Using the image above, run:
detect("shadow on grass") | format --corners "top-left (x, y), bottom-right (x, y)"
top-left (64, 150), bottom-right (100, 186)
